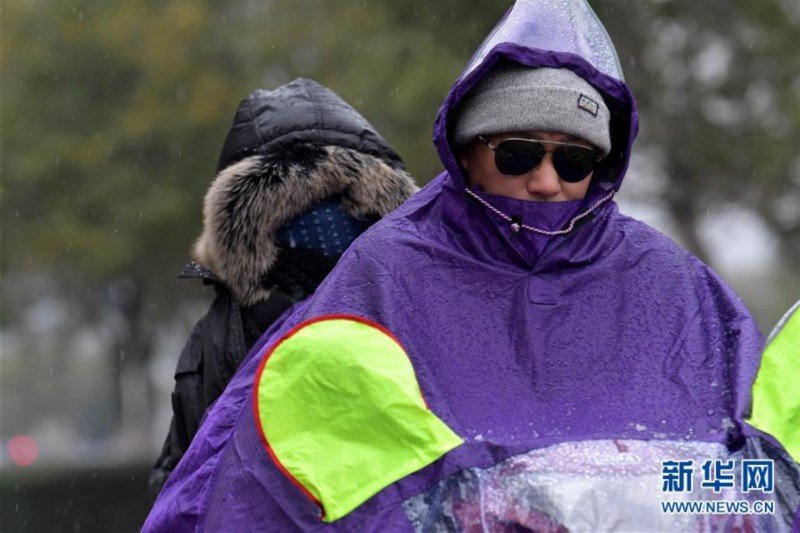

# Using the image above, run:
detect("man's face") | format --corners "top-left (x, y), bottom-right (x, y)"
top-left (458, 131), bottom-right (595, 202)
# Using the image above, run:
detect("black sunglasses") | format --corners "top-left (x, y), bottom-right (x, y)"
top-left (478, 135), bottom-right (602, 183)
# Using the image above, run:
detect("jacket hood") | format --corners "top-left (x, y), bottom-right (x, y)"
top-left (216, 78), bottom-right (405, 172)
top-left (193, 80), bottom-right (417, 307)
top-left (433, 0), bottom-right (638, 200)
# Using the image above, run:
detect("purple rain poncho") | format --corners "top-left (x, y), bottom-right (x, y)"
top-left (145, 1), bottom-right (800, 531)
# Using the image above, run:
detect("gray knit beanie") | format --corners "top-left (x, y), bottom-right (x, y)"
top-left (453, 64), bottom-right (612, 156)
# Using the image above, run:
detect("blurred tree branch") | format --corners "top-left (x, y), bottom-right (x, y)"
top-left (596, 0), bottom-right (799, 266)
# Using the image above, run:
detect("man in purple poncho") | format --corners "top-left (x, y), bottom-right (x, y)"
top-left (145, 1), bottom-right (799, 531)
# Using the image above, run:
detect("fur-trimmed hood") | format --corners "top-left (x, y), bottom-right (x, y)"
top-left (192, 80), bottom-right (417, 306)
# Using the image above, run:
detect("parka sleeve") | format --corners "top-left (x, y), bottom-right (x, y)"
top-left (143, 300), bottom-right (303, 532)
top-left (147, 312), bottom-right (207, 496)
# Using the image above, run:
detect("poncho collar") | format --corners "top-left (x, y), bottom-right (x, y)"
top-left (437, 173), bottom-right (620, 273)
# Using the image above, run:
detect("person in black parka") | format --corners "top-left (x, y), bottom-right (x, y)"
top-left (149, 78), bottom-right (417, 494)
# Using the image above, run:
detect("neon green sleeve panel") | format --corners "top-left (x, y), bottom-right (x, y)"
top-left (747, 301), bottom-right (800, 462)
top-left (253, 315), bottom-right (463, 523)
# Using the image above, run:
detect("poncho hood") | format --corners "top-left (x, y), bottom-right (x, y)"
top-left (434, 0), bottom-right (637, 194)
top-left (432, 0), bottom-right (637, 249)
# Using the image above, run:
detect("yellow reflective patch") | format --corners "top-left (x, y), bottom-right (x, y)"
top-left (253, 315), bottom-right (463, 522)
top-left (747, 302), bottom-right (800, 462)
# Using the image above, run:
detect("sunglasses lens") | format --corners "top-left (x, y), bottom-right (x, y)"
top-left (494, 140), bottom-right (545, 175)
top-left (552, 145), bottom-right (597, 183)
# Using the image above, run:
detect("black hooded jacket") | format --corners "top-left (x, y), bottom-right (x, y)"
top-left (150, 79), bottom-right (416, 494)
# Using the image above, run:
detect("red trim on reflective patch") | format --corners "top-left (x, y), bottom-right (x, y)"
top-left (251, 313), bottom-right (429, 520)
top-left (252, 319), bottom-right (323, 512)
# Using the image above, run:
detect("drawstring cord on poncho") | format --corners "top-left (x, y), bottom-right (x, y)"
top-left (463, 188), bottom-right (615, 236)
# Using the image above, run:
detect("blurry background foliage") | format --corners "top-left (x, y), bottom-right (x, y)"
top-left (0, 1), bottom-right (798, 530)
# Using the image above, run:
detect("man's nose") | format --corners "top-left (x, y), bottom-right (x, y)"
top-left (525, 154), bottom-right (562, 200)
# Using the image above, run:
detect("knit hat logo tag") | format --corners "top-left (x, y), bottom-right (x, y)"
top-left (577, 94), bottom-right (599, 117)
